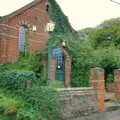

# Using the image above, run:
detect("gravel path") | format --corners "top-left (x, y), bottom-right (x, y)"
top-left (74, 110), bottom-right (120, 120)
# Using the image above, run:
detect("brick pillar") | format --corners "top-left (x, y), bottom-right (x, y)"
top-left (65, 56), bottom-right (71, 88)
top-left (63, 49), bottom-right (71, 88)
top-left (89, 68), bottom-right (105, 112)
top-left (50, 60), bottom-right (56, 81)
top-left (114, 69), bottom-right (120, 99)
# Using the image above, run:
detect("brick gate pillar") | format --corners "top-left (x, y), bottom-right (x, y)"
top-left (65, 56), bottom-right (71, 88)
top-left (50, 60), bottom-right (56, 81)
top-left (89, 68), bottom-right (105, 112)
top-left (63, 49), bottom-right (71, 88)
top-left (114, 69), bottom-right (120, 99)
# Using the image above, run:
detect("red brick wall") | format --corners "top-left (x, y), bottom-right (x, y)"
top-left (0, 0), bottom-right (50, 63)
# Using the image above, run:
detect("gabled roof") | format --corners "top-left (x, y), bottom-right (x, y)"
top-left (0, 0), bottom-right (43, 23)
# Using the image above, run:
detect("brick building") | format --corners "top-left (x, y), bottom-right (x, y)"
top-left (0, 0), bottom-right (51, 63)
top-left (0, 0), bottom-right (71, 87)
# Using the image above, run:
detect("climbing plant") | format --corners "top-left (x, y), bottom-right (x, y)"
top-left (48, 0), bottom-right (73, 34)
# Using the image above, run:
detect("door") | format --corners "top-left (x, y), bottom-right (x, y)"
top-left (52, 47), bottom-right (65, 82)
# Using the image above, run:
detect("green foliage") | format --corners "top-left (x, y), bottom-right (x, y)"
top-left (28, 53), bottom-right (43, 78)
top-left (17, 108), bottom-right (36, 120)
top-left (0, 64), bottom-right (9, 72)
top-left (35, 77), bottom-right (48, 87)
top-left (0, 70), bottom-right (36, 90)
top-left (63, 34), bottom-right (120, 87)
top-left (48, 0), bottom-right (73, 34)
top-left (4, 56), bottom-right (31, 71)
top-left (64, 36), bottom-right (94, 87)
top-left (106, 74), bottom-right (114, 83)
top-left (89, 18), bottom-right (120, 48)
top-left (0, 87), bottom-right (60, 120)
top-left (0, 53), bottom-right (47, 86)
top-left (0, 92), bottom-right (23, 116)
top-left (19, 87), bottom-right (60, 120)
top-left (28, 53), bottom-right (48, 86)
top-left (93, 46), bottom-right (120, 69)
top-left (3, 53), bottom-right (43, 72)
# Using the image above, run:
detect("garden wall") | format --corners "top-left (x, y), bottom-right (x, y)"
top-left (57, 87), bottom-right (97, 120)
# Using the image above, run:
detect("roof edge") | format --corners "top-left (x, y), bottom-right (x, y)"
top-left (0, 0), bottom-right (43, 23)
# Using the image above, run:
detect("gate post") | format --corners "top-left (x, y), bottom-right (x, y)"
top-left (50, 60), bottom-right (56, 81)
top-left (114, 69), bottom-right (120, 99)
top-left (89, 68), bottom-right (105, 112)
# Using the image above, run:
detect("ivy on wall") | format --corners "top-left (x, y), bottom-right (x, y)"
top-left (48, 0), bottom-right (73, 34)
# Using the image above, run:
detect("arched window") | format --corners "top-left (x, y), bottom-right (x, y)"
top-left (19, 25), bottom-right (27, 55)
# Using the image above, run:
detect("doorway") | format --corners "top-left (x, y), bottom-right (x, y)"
top-left (52, 47), bottom-right (65, 83)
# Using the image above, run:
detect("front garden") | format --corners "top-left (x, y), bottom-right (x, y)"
top-left (1, 0), bottom-right (120, 119)
top-left (0, 69), bottom-right (60, 120)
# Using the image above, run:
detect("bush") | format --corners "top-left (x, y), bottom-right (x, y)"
top-left (3, 53), bottom-right (48, 86)
top-left (106, 74), bottom-right (114, 83)
top-left (0, 70), bottom-right (36, 90)
top-left (0, 93), bottom-right (22, 116)
top-left (0, 64), bottom-right (9, 72)
top-left (35, 77), bottom-right (48, 87)
top-left (17, 108), bottom-right (36, 120)
top-left (19, 87), bottom-right (60, 120)
top-left (66, 36), bottom-right (120, 87)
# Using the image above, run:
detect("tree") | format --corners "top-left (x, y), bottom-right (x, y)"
top-left (89, 18), bottom-right (120, 48)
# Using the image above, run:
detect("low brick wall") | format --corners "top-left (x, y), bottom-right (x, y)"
top-left (57, 87), bottom-right (97, 120)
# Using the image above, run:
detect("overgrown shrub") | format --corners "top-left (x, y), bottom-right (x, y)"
top-left (17, 108), bottom-right (36, 120)
top-left (28, 53), bottom-right (44, 78)
top-left (19, 87), bottom-right (60, 120)
top-left (0, 93), bottom-right (23, 116)
top-left (0, 87), bottom-right (60, 120)
top-left (0, 70), bottom-right (36, 90)
top-left (65, 35), bottom-right (120, 87)
top-left (0, 64), bottom-right (9, 72)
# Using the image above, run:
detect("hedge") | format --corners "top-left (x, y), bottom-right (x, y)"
top-left (0, 70), bottom-right (36, 90)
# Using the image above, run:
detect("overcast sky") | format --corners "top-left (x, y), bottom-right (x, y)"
top-left (0, 0), bottom-right (120, 30)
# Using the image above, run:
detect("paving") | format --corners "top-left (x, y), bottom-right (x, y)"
top-left (74, 110), bottom-right (120, 120)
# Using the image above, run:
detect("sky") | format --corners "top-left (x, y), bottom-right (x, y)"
top-left (0, 0), bottom-right (120, 30)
